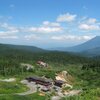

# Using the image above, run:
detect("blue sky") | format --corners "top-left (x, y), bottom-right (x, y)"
top-left (0, 0), bottom-right (100, 48)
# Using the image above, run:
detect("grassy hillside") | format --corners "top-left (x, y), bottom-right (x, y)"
top-left (0, 44), bottom-right (100, 100)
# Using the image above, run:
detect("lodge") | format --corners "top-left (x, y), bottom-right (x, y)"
top-left (26, 76), bottom-right (52, 86)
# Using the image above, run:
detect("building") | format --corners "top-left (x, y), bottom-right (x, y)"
top-left (26, 76), bottom-right (52, 86)
top-left (41, 86), bottom-right (50, 92)
top-left (37, 61), bottom-right (48, 67)
top-left (21, 63), bottom-right (34, 70)
top-left (54, 80), bottom-right (65, 87)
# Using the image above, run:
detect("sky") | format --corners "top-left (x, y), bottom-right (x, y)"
top-left (0, 0), bottom-right (100, 48)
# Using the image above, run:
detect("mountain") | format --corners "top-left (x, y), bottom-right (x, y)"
top-left (53, 36), bottom-right (100, 52)
top-left (0, 43), bottom-right (46, 53)
top-left (81, 47), bottom-right (100, 57)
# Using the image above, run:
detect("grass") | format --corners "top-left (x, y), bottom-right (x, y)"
top-left (61, 88), bottom-right (100, 100)
top-left (0, 81), bottom-right (28, 94)
top-left (0, 93), bottom-right (46, 100)
top-left (0, 63), bottom-right (99, 100)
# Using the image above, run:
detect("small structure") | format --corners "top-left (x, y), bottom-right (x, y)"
top-left (21, 63), bottom-right (34, 71)
top-left (41, 86), bottom-right (50, 92)
top-left (54, 80), bottom-right (65, 87)
top-left (37, 61), bottom-right (48, 67)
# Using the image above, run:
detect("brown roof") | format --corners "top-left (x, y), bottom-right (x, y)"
top-left (26, 76), bottom-right (52, 83)
top-left (54, 80), bottom-right (65, 84)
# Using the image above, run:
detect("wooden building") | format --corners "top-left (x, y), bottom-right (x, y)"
top-left (26, 76), bottom-right (52, 86)
top-left (54, 80), bottom-right (65, 87)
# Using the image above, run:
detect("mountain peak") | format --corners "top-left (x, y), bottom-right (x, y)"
top-left (95, 36), bottom-right (100, 37)
top-left (55, 36), bottom-right (100, 52)
top-left (93, 36), bottom-right (100, 39)
top-left (89, 36), bottom-right (100, 42)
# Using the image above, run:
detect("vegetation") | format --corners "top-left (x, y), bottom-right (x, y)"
top-left (0, 81), bottom-right (28, 94)
top-left (0, 93), bottom-right (46, 100)
top-left (0, 44), bottom-right (100, 99)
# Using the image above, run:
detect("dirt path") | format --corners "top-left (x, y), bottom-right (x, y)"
top-left (64, 90), bottom-right (82, 96)
top-left (16, 80), bottom-right (37, 95)
top-left (0, 80), bottom-right (37, 96)
top-left (0, 78), bottom-right (16, 82)
top-left (0, 79), bottom-right (81, 97)
top-left (51, 90), bottom-right (82, 100)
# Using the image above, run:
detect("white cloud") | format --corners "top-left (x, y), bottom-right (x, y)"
top-left (37, 27), bottom-right (62, 33)
top-left (0, 23), bottom-right (19, 39)
top-left (2, 20), bottom-right (58, 35)
top-left (28, 21), bottom-right (62, 33)
top-left (57, 13), bottom-right (77, 22)
top-left (19, 21), bottom-right (62, 34)
top-left (0, 14), bottom-right (99, 42)
top-left (0, 31), bottom-right (18, 39)
top-left (79, 17), bottom-right (100, 31)
top-left (87, 18), bottom-right (97, 24)
top-left (26, 26), bottom-right (62, 33)
top-left (24, 34), bottom-right (39, 40)
top-left (51, 35), bottom-right (93, 41)
top-left (43, 21), bottom-right (60, 27)
top-left (0, 23), bottom-right (19, 32)
top-left (79, 24), bottom-right (100, 31)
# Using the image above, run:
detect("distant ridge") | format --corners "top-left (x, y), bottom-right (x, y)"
top-left (1, 36), bottom-right (100, 57)
top-left (0, 43), bottom-right (46, 53)
top-left (81, 47), bottom-right (100, 57)
top-left (52, 36), bottom-right (100, 52)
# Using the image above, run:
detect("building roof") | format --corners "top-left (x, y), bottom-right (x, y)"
top-left (54, 80), bottom-right (65, 84)
top-left (26, 76), bottom-right (52, 83)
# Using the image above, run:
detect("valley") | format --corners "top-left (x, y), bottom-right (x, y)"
top-left (0, 43), bottom-right (100, 100)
